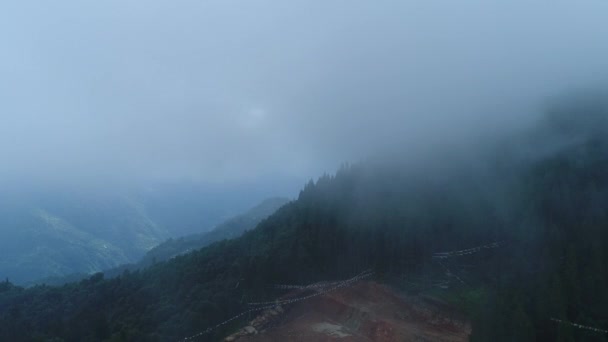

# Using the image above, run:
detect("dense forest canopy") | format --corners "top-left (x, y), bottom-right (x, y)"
top-left (1, 93), bottom-right (608, 341)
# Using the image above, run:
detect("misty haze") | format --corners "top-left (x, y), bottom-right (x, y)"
top-left (1, 1), bottom-right (608, 341)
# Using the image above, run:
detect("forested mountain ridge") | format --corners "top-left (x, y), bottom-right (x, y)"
top-left (139, 197), bottom-right (290, 268)
top-left (1, 96), bottom-right (608, 341)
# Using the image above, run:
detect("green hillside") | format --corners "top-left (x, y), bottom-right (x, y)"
top-left (28, 197), bottom-right (290, 287)
top-left (0, 194), bottom-right (169, 285)
top-left (0, 186), bottom-right (280, 285)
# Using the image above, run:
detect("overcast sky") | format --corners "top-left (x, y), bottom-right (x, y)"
top-left (1, 0), bottom-right (608, 186)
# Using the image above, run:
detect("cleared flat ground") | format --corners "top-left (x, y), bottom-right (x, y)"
top-left (226, 281), bottom-right (471, 342)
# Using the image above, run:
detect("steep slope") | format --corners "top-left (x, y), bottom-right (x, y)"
top-left (139, 197), bottom-right (289, 267)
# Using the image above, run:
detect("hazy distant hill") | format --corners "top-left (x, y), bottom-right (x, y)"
top-left (25, 197), bottom-right (290, 286)
top-left (0, 185), bottom-right (288, 284)
top-left (0, 193), bottom-right (168, 284)
top-left (139, 197), bottom-right (289, 267)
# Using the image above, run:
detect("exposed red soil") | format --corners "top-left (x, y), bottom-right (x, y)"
top-left (225, 281), bottom-right (471, 342)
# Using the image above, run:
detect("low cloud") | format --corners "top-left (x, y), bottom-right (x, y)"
top-left (1, 0), bottom-right (608, 186)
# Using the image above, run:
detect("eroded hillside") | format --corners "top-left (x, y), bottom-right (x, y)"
top-left (225, 281), bottom-right (470, 342)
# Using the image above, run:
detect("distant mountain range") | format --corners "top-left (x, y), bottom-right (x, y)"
top-left (0, 192), bottom-right (167, 285)
top-left (28, 197), bottom-right (289, 286)
top-left (0, 183), bottom-right (292, 284)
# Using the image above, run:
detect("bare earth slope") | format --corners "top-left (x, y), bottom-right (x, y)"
top-left (226, 281), bottom-right (471, 342)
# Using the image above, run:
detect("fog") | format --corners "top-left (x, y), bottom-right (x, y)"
top-left (2, 0), bottom-right (608, 186)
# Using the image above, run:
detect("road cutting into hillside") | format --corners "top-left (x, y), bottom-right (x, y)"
top-left (224, 281), bottom-right (471, 342)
